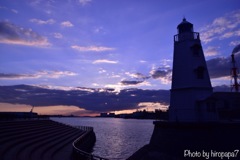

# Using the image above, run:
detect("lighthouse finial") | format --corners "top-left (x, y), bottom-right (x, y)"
top-left (183, 16), bottom-right (186, 21)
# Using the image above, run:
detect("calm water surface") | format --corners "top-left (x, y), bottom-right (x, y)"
top-left (51, 117), bottom-right (154, 159)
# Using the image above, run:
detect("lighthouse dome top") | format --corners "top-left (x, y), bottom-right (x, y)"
top-left (177, 18), bottom-right (193, 34)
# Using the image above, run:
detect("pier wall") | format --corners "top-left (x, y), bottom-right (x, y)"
top-left (128, 121), bottom-right (240, 160)
top-left (71, 126), bottom-right (108, 160)
top-left (72, 127), bottom-right (96, 159)
top-left (149, 121), bottom-right (240, 158)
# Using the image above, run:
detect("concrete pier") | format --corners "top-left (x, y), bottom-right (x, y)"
top-left (128, 121), bottom-right (240, 160)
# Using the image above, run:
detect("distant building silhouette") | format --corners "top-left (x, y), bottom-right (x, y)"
top-left (100, 112), bottom-right (115, 117)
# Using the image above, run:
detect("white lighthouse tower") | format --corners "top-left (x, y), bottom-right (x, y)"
top-left (169, 18), bottom-right (213, 122)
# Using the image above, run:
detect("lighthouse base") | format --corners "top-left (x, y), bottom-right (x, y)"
top-left (127, 121), bottom-right (240, 160)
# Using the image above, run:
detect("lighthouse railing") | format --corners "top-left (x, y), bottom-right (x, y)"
top-left (174, 32), bottom-right (199, 42)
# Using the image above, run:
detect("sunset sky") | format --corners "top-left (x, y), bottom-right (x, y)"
top-left (0, 0), bottom-right (240, 115)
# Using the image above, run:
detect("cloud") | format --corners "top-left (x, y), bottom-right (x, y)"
top-left (71, 45), bottom-right (115, 52)
top-left (138, 102), bottom-right (168, 111)
top-left (125, 72), bottom-right (150, 80)
top-left (120, 80), bottom-right (144, 85)
top-left (0, 6), bottom-right (18, 14)
top-left (0, 71), bottom-right (77, 80)
top-left (98, 68), bottom-right (106, 74)
top-left (110, 73), bottom-right (121, 78)
top-left (30, 18), bottom-right (55, 25)
top-left (79, 0), bottom-right (92, 6)
top-left (53, 32), bottom-right (63, 39)
top-left (122, 60), bottom-right (172, 86)
top-left (27, 0), bottom-right (55, 15)
top-left (11, 9), bottom-right (18, 14)
top-left (139, 60), bottom-right (147, 63)
top-left (205, 46), bottom-right (220, 57)
top-left (93, 26), bottom-right (106, 34)
top-left (0, 6), bottom-right (8, 10)
top-left (38, 70), bottom-right (77, 78)
top-left (0, 84), bottom-right (170, 113)
top-left (236, 29), bottom-right (240, 36)
top-left (220, 32), bottom-right (234, 39)
top-left (230, 41), bottom-right (240, 47)
top-left (105, 80), bottom-right (152, 92)
top-left (0, 21), bottom-right (50, 47)
top-left (200, 10), bottom-right (240, 44)
top-left (206, 51), bottom-right (240, 79)
top-left (150, 67), bottom-right (172, 84)
top-left (0, 73), bottom-right (36, 79)
top-left (151, 69), bottom-right (169, 79)
top-left (61, 21), bottom-right (74, 27)
top-left (122, 72), bottom-right (150, 86)
top-left (207, 57), bottom-right (231, 79)
top-left (92, 59), bottom-right (118, 64)
top-left (1, 84), bottom-right (231, 114)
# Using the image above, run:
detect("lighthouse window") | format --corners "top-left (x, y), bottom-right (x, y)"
top-left (191, 44), bottom-right (201, 56)
top-left (195, 66), bottom-right (205, 79)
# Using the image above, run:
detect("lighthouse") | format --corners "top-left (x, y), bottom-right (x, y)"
top-left (128, 19), bottom-right (240, 160)
top-left (169, 18), bottom-right (213, 122)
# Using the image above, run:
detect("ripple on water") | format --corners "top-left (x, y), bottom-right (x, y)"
top-left (51, 117), bottom-right (154, 160)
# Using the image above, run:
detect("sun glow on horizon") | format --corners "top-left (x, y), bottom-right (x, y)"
top-left (0, 103), bottom-right (98, 116)
top-left (114, 102), bottom-right (168, 115)
top-left (0, 102), bottom-right (168, 117)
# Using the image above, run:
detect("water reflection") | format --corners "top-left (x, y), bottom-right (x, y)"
top-left (52, 117), bottom-right (153, 159)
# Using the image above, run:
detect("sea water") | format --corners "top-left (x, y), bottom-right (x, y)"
top-left (51, 117), bottom-right (153, 159)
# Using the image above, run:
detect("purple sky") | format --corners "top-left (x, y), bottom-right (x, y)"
top-left (0, 0), bottom-right (240, 91)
